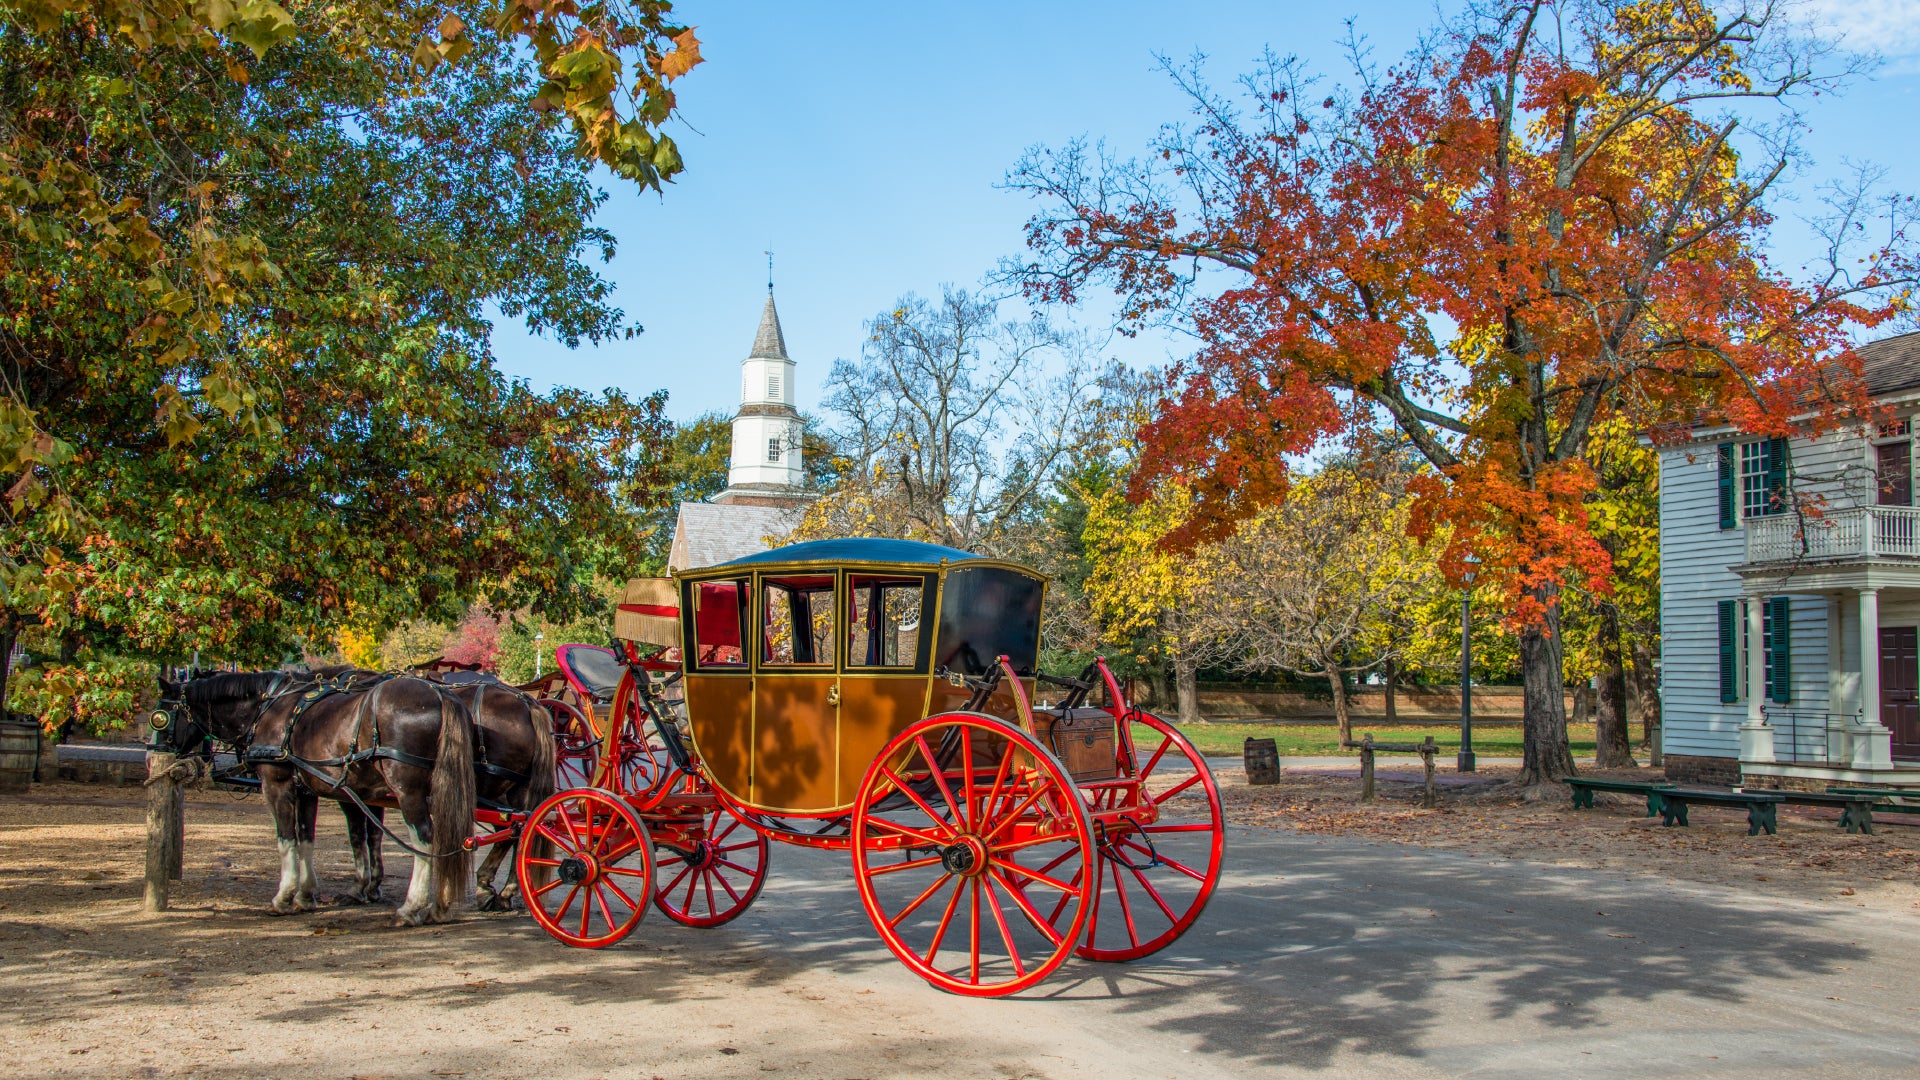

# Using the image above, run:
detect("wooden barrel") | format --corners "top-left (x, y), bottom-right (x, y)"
top-left (1243, 736), bottom-right (1280, 786)
top-left (0, 718), bottom-right (40, 790)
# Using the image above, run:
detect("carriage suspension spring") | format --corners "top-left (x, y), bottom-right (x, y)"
top-left (1096, 816), bottom-right (1161, 872)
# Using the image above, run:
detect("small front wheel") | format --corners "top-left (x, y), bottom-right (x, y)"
top-left (515, 788), bottom-right (653, 949)
top-left (653, 804), bottom-right (771, 928)
top-left (851, 712), bottom-right (1094, 997)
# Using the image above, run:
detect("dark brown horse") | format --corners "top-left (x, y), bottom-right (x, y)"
top-left (160, 671), bottom-right (475, 925)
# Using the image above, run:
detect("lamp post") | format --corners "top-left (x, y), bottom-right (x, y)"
top-left (1458, 555), bottom-right (1479, 773)
top-left (534, 632), bottom-right (545, 679)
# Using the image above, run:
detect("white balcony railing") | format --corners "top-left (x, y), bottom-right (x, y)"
top-left (1745, 505), bottom-right (1920, 564)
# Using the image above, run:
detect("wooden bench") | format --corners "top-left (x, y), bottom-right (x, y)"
top-left (1828, 788), bottom-right (1920, 831)
top-left (1742, 789), bottom-right (1881, 835)
top-left (1565, 777), bottom-right (1671, 817)
top-left (1658, 788), bottom-right (1785, 835)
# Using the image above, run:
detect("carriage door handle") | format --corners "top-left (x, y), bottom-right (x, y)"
top-left (827, 684), bottom-right (840, 707)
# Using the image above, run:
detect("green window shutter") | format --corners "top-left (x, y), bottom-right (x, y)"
top-left (1769, 595), bottom-right (1791, 703)
top-left (1717, 443), bottom-right (1736, 528)
top-left (1765, 436), bottom-right (1789, 516)
top-left (1717, 600), bottom-right (1738, 703)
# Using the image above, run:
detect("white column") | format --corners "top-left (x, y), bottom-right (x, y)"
top-left (1740, 595), bottom-right (1775, 763)
top-left (1827, 595), bottom-right (1847, 763)
top-left (1851, 587), bottom-right (1894, 769)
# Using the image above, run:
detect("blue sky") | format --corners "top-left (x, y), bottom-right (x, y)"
top-left (487, 1), bottom-right (1920, 424)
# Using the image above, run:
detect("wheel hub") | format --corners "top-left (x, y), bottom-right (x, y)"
top-left (557, 855), bottom-right (594, 885)
top-left (939, 835), bottom-right (988, 877)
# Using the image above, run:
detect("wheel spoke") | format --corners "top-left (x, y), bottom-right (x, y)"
top-left (1136, 734), bottom-right (1173, 780)
top-left (916, 735), bottom-right (966, 829)
top-left (1120, 838), bottom-right (1205, 882)
top-left (995, 859), bottom-right (1078, 894)
top-left (981, 876), bottom-right (1025, 979)
top-left (865, 853), bottom-right (945, 877)
top-left (601, 873), bottom-right (641, 911)
top-left (1125, 859), bottom-right (1179, 923)
top-left (980, 784), bottom-right (1052, 845)
top-left (1109, 856), bottom-right (1141, 950)
top-left (554, 882), bottom-right (581, 923)
top-left (657, 861), bottom-right (695, 899)
top-left (861, 814), bottom-right (950, 849)
top-left (960, 727), bottom-right (976, 831)
top-left (991, 832), bottom-right (1077, 857)
top-left (982, 735), bottom-right (1016, 827)
top-left (1139, 822), bottom-right (1217, 834)
top-left (1152, 774), bottom-right (1202, 805)
top-left (531, 876), bottom-right (565, 899)
top-left (888, 870), bottom-right (956, 929)
top-left (1044, 864), bottom-right (1082, 926)
top-left (924, 877), bottom-right (966, 965)
top-left (968, 878), bottom-right (982, 984)
top-left (714, 869), bottom-right (745, 904)
top-left (879, 766), bottom-right (959, 833)
top-left (987, 865), bottom-right (1065, 946)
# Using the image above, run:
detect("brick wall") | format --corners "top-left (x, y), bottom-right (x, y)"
top-left (1663, 753), bottom-right (1741, 786)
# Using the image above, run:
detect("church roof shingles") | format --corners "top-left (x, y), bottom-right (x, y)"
top-left (749, 293), bottom-right (788, 360)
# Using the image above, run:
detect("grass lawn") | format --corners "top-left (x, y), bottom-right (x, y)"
top-left (1172, 720), bottom-right (1599, 758)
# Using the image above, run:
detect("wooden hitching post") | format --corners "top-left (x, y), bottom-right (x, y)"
top-left (1360, 733), bottom-right (1375, 804)
top-left (1420, 736), bottom-right (1437, 809)
top-left (144, 751), bottom-right (183, 911)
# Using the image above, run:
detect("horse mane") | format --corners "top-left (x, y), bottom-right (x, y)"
top-left (185, 670), bottom-right (301, 708)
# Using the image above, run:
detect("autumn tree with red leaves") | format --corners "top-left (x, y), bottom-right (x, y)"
top-left (1008, 0), bottom-right (1917, 784)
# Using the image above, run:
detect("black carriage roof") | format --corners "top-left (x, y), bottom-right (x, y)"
top-left (719, 537), bottom-right (983, 568)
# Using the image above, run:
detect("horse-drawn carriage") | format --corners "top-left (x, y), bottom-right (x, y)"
top-left (518, 538), bottom-right (1226, 996)
top-left (153, 538), bottom-right (1223, 996)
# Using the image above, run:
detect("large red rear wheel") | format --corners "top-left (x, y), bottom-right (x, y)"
top-left (515, 788), bottom-right (654, 949)
top-left (852, 713), bottom-right (1094, 997)
top-left (1058, 710), bottom-right (1225, 961)
top-left (652, 804), bottom-right (771, 927)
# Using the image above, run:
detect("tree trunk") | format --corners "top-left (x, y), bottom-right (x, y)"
top-left (1571, 682), bottom-right (1593, 725)
top-left (1629, 635), bottom-right (1663, 766)
top-left (1173, 653), bottom-right (1201, 727)
top-left (1382, 658), bottom-right (1398, 723)
top-left (1327, 668), bottom-right (1353, 747)
top-left (1594, 604), bottom-right (1637, 768)
top-left (1517, 586), bottom-right (1578, 785)
top-left (0, 617), bottom-right (17, 722)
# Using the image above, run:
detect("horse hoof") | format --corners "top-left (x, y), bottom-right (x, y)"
top-left (394, 907), bottom-right (429, 927)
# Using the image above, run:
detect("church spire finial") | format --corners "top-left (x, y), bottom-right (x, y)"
top-left (764, 246), bottom-right (774, 294)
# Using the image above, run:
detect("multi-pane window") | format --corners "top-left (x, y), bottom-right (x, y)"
top-left (1741, 440), bottom-right (1777, 518)
top-left (767, 437), bottom-right (783, 463)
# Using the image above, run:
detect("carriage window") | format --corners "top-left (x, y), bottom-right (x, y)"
top-left (848, 575), bottom-right (930, 670)
top-left (934, 566), bottom-right (1043, 676)
top-left (761, 575), bottom-right (836, 667)
top-left (688, 578), bottom-right (748, 670)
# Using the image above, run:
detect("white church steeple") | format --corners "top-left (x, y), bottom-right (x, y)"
top-left (721, 289), bottom-right (806, 494)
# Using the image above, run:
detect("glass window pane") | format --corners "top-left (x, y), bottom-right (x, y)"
top-left (761, 575), bottom-right (835, 667)
top-left (848, 576), bottom-right (927, 669)
top-left (691, 578), bottom-right (747, 669)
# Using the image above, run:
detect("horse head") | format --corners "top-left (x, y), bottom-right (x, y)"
top-left (153, 671), bottom-right (298, 753)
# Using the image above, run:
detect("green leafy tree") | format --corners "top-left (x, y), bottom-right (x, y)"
top-left (0, 2), bottom-right (698, 728)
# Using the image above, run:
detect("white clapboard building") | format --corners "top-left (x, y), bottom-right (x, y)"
top-left (665, 289), bottom-right (814, 572)
top-left (1658, 329), bottom-right (1920, 787)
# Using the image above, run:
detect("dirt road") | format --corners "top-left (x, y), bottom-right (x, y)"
top-left (3, 782), bottom-right (1918, 1078)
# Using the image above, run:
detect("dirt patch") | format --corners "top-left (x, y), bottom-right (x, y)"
top-left (1219, 763), bottom-right (1920, 915)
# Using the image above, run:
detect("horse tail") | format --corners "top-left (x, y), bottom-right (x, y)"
top-left (429, 688), bottom-right (475, 917)
top-left (524, 691), bottom-right (557, 812)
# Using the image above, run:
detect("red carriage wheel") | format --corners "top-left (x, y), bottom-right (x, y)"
top-left (515, 788), bottom-right (654, 949)
top-left (538, 698), bottom-right (600, 790)
top-left (652, 804), bottom-right (771, 928)
top-left (595, 670), bottom-right (677, 809)
top-left (851, 713), bottom-right (1094, 997)
top-left (1056, 709), bottom-right (1225, 962)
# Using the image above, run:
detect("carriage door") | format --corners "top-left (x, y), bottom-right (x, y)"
top-left (750, 572), bottom-right (841, 811)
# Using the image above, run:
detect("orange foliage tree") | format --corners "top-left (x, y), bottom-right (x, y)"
top-left (1008, 0), bottom-right (1916, 783)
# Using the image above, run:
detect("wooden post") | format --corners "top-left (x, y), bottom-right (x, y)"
top-left (1360, 733), bottom-right (1375, 804)
top-left (1421, 736), bottom-right (1437, 809)
top-left (144, 751), bottom-right (183, 911)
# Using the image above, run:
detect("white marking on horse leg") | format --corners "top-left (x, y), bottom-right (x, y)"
top-left (295, 839), bottom-right (318, 910)
top-left (272, 837), bottom-right (300, 914)
top-left (395, 825), bottom-right (435, 926)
